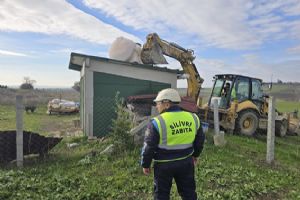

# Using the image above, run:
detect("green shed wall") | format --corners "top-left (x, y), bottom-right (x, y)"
top-left (93, 72), bottom-right (171, 137)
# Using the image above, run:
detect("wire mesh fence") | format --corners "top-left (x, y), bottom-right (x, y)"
top-left (0, 94), bottom-right (154, 164)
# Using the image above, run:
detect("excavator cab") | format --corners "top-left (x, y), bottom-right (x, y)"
top-left (209, 74), bottom-right (264, 111)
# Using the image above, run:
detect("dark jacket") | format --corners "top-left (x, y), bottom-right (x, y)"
top-left (141, 106), bottom-right (205, 168)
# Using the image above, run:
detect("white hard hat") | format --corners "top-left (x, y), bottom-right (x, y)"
top-left (154, 88), bottom-right (181, 103)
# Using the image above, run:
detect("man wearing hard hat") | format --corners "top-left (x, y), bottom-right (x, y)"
top-left (141, 88), bottom-right (205, 200)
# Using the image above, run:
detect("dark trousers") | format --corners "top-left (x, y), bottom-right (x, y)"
top-left (153, 157), bottom-right (197, 200)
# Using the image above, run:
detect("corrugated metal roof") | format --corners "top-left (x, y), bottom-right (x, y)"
top-left (69, 52), bottom-right (181, 74)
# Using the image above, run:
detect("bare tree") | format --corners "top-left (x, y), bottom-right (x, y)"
top-left (20, 77), bottom-right (36, 90)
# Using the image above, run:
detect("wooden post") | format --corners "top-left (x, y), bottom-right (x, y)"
top-left (213, 99), bottom-right (220, 135)
top-left (16, 95), bottom-right (24, 167)
top-left (266, 96), bottom-right (275, 164)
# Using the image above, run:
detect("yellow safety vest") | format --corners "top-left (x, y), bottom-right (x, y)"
top-left (153, 111), bottom-right (200, 151)
top-left (231, 87), bottom-right (237, 100)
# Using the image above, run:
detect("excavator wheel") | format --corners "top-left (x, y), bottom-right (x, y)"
top-left (235, 110), bottom-right (259, 136)
top-left (275, 119), bottom-right (288, 137)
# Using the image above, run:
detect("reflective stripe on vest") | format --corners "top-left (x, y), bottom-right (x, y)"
top-left (154, 151), bottom-right (194, 163)
top-left (153, 111), bottom-right (200, 150)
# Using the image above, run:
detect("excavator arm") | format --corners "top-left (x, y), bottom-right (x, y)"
top-left (141, 33), bottom-right (204, 103)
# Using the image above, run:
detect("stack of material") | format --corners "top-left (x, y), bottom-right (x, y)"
top-left (109, 37), bottom-right (143, 64)
top-left (0, 131), bottom-right (62, 163)
top-left (47, 99), bottom-right (79, 114)
top-left (126, 94), bottom-right (156, 118)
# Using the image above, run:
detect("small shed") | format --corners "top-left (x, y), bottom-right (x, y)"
top-left (69, 52), bottom-right (179, 137)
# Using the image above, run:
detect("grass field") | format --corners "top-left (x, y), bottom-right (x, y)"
top-left (0, 105), bottom-right (81, 137)
top-left (276, 100), bottom-right (300, 115)
top-left (0, 103), bottom-right (300, 199)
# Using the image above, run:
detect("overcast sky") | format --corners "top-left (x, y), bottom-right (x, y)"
top-left (1, 0), bottom-right (300, 88)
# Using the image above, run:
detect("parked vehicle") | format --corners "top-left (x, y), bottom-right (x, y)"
top-left (47, 99), bottom-right (79, 114)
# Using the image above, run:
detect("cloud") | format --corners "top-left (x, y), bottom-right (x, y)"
top-left (193, 58), bottom-right (241, 87)
top-left (237, 53), bottom-right (300, 84)
top-left (0, 49), bottom-right (28, 57)
top-left (50, 48), bottom-right (84, 54)
top-left (83, 0), bottom-right (258, 49)
top-left (287, 45), bottom-right (300, 54)
top-left (196, 54), bottom-right (300, 86)
top-left (248, 0), bottom-right (300, 41)
top-left (0, 0), bottom-right (140, 45)
top-left (83, 0), bottom-right (300, 49)
top-left (268, 59), bottom-right (300, 83)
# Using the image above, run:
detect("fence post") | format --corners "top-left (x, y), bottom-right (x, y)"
top-left (213, 99), bottom-right (220, 135)
top-left (16, 95), bottom-right (24, 167)
top-left (213, 99), bottom-right (226, 146)
top-left (266, 96), bottom-right (275, 164)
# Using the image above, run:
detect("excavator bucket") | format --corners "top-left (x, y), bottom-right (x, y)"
top-left (141, 36), bottom-right (168, 64)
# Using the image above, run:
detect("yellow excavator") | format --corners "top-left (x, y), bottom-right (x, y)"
top-left (199, 74), bottom-right (300, 137)
top-left (140, 33), bottom-right (300, 137)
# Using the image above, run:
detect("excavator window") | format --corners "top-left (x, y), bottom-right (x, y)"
top-left (233, 77), bottom-right (250, 101)
top-left (251, 79), bottom-right (263, 100)
top-left (221, 82), bottom-right (232, 97)
top-left (212, 79), bottom-right (224, 97)
top-left (211, 78), bottom-right (233, 108)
